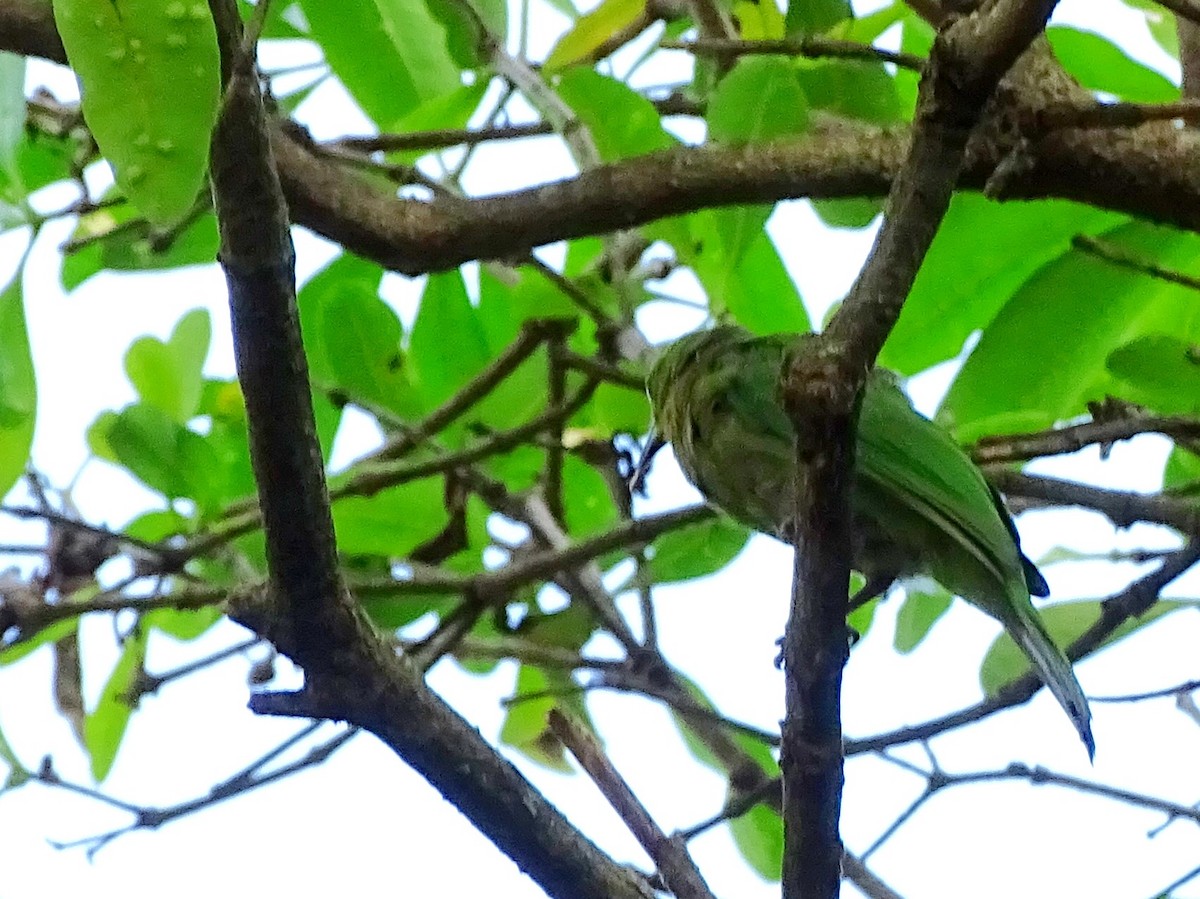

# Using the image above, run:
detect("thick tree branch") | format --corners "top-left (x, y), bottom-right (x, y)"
top-left (8, 4), bottom-right (1200, 276)
top-left (209, 4), bottom-right (342, 670)
top-left (202, 6), bottom-right (653, 897)
top-left (778, 3), bottom-right (1059, 897)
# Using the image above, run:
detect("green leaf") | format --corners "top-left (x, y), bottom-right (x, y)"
top-left (665, 675), bottom-right (781, 879)
top-left (1106, 335), bottom-right (1200, 414)
top-left (980, 598), bottom-right (1196, 695)
top-left (880, 196), bottom-right (1125, 375)
top-left (588, 380), bottom-right (649, 436)
top-left (122, 509), bottom-right (189, 543)
top-left (410, 270), bottom-right (492, 416)
top-left (811, 198), bottom-right (881, 229)
top-left (102, 403), bottom-right (221, 504)
top-left (298, 253), bottom-right (383, 380)
top-left (297, 0), bottom-right (460, 128)
top-left (62, 205), bottom-right (219, 291)
top-left (636, 517), bottom-right (750, 587)
top-left (667, 670), bottom-right (778, 771)
top-left (707, 58), bottom-right (808, 266)
top-left (191, 380), bottom-right (260, 512)
top-left (0, 134), bottom-right (74, 224)
top-left (0, 254), bottom-right (35, 501)
top-left (332, 476), bottom-right (450, 556)
top-left (544, 0), bottom-right (645, 71)
top-left (314, 273), bottom-right (422, 419)
top-left (847, 588), bottom-right (879, 641)
top-left (729, 800), bottom-right (783, 881)
top-left (477, 266), bottom-right (577, 352)
top-left (363, 592), bottom-right (454, 631)
top-left (0, 717), bottom-right (30, 791)
top-left (709, 57), bottom-right (809, 145)
top-left (52, 0), bottom-right (220, 226)
top-left (1046, 26), bottom-right (1178, 103)
top-left (795, 59), bottom-right (902, 125)
top-left (84, 630), bottom-right (146, 782)
top-left (798, 58), bottom-right (900, 228)
top-left (832, 3), bottom-right (904, 44)
top-left (561, 454), bottom-right (617, 538)
top-left (0, 618), bottom-right (78, 667)
top-left (499, 665), bottom-right (573, 771)
top-left (423, 0), bottom-right (500, 68)
top-left (1119, 0), bottom-right (1178, 56)
top-left (385, 82), bottom-right (488, 162)
top-left (696, 224), bottom-right (810, 335)
top-left (553, 70), bottom-right (674, 162)
top-left (1164, 447), bottom-right (1200, 494)
top-left (940, 221), bottom-right (1200, 440)
top-left (146, 605), bottom-right (222, 641)
top-left (237, 0), bottom-right (307, 37)
top-left (0, 52), bottom-right (25, 178)
top-left (893, 586), bottom-right (953, 653)
top-left (894, 11), bottom-right (934, 114)
top-left (734, 0), bottom-right (785, 39)
top-left (784, 0), bottom-right (851, 36)
top-left (125, 309), bottom-right (210, 423)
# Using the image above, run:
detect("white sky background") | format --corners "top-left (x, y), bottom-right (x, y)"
top-left (4, 1), bottom-right (1200, 897)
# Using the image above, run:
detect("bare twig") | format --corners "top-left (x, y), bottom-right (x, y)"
top-left (1089, 679), bottom-right (1200, 703)
top-left (549, 709), bottom-right (717, 899)
top-left (970, 414), bottom-right (1200, 464)
top-left (1041, 99), bottom-right (1200, 130)
top-left (0, 504), bottom-right (175, 563)
top-left (135, 637), bottom-right (261, 697)
top-left (41, 723), bottom-right (354, 857)
top-left (847, 540), bottom-right (1200, 754)
top-left (987, 469), bottom-right (1200, 535)
top-left (377, 318), bottom-right (577, 461)
top-left (1149, 860), bottom-right (1200, 899)
top-left (841, 852), bottom-right (906, 899)
top-left (665, 37), bottom-right (925, 70)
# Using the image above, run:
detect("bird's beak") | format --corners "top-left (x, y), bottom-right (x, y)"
top-left (629, 428), bottom-right (666, 496)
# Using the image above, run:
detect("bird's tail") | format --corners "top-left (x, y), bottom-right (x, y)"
top-left (1008, 604), bottom-right (1094, 760)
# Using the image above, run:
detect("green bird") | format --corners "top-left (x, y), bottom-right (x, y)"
top-left (639, 326), bottom-right (1093, 757)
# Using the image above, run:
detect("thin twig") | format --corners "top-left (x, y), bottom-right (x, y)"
top-left (549, 709), bottom-right (717, 899)
top-left (1089, 679), bottom-right (1200, 703)
top-left (847, 540), bottom-right (1200, 754)
top-left (987, 469), bottom-right (1200, 535)
top-left (971, 415), bottom-right (1200, 464)
top-left (665, 37), bottom-right (924, 70)
top-left (135, 637), bottom-right (260, 697)
top-left (1148, 859), bottom-right (1200, 899)
top-left (0, 504), bottom-right (174, 561)
top-left (841, 852), bottom-right (906, 899)
top-left (377, 318), bottom-right (576, 460)
top-left (1043, 99), bottom-right (1200, 130)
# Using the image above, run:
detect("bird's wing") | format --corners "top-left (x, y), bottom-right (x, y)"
top-left (855, 372), bottom-right (1025, 598)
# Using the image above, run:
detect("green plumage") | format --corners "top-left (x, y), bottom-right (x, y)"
top-left (644, 326), bottom-right (1093, 757)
